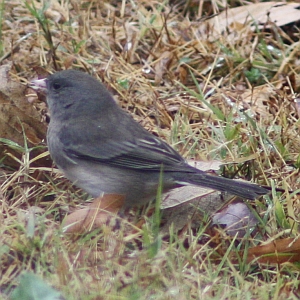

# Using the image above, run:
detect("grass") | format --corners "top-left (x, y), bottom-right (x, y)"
top-left (1, 0), bottom-right (300, 299)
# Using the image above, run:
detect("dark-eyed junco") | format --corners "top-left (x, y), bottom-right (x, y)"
top-left (31, 70), bottom-right (268, 207)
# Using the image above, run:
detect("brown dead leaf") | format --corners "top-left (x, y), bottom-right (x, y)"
top-left (44, 0), bottom-right (69, 23)
top-left (206, 2), bottom-right (300, 38)
top-left (175, 65), bottom-right (188, 85)
top-left (187, 159), bottom-right (224, 172)
top-left (161, 190), bottom-right (234, 233)
top-left (162, 185), bottom-right (216, 209)
top-left (154, 51), bottom-right (174, 85)
top-left (295, 97), bottom-right (300, 118)
top-left (212, 202), bottom-right (258, 238)
top-left (242, 86), bottom-right (274, 117)
top-left (63, 194), bottom-right (125, 234)
top-left (0, 64), bottom-right (48, 167)
top-left (244, 237), bottom-right (300, 264)
top-left (122, 21), bottom-right (139, 64)
top-left (221, 84), bottom-right (275, 118)
top-left (63, 56), bottom-right (77, 70)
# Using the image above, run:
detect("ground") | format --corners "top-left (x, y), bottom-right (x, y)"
top-left (1, 1), bottom-right (300, 299)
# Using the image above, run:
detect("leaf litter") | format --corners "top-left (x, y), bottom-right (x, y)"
top-left (1, 1), bottom-right (300, 299)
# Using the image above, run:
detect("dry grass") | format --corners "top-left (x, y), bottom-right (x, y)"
top-left (1, 0), bottom-right (300, 299)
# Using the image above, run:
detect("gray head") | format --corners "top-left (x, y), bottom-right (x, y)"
top-left (40, 70), bottom-right (118, 120)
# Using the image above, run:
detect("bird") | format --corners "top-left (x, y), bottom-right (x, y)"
top-left (30, 70), bottom-right (268, 208)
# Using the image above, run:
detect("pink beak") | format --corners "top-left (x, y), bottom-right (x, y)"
top-left (30, 78), bottom-right (47, 92)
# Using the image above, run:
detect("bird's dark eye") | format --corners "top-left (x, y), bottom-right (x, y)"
top-left (52, 82), bottom-right (61, 90)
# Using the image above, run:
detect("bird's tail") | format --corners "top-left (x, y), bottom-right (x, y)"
top-left (173, 172), bottom-right (268, 200)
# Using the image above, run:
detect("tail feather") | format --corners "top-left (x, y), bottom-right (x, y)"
top-left (174, 172), bottom-right (268, 200)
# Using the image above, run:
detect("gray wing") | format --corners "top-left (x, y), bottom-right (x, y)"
top-left (59, 115), bottom-right (192, 172)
